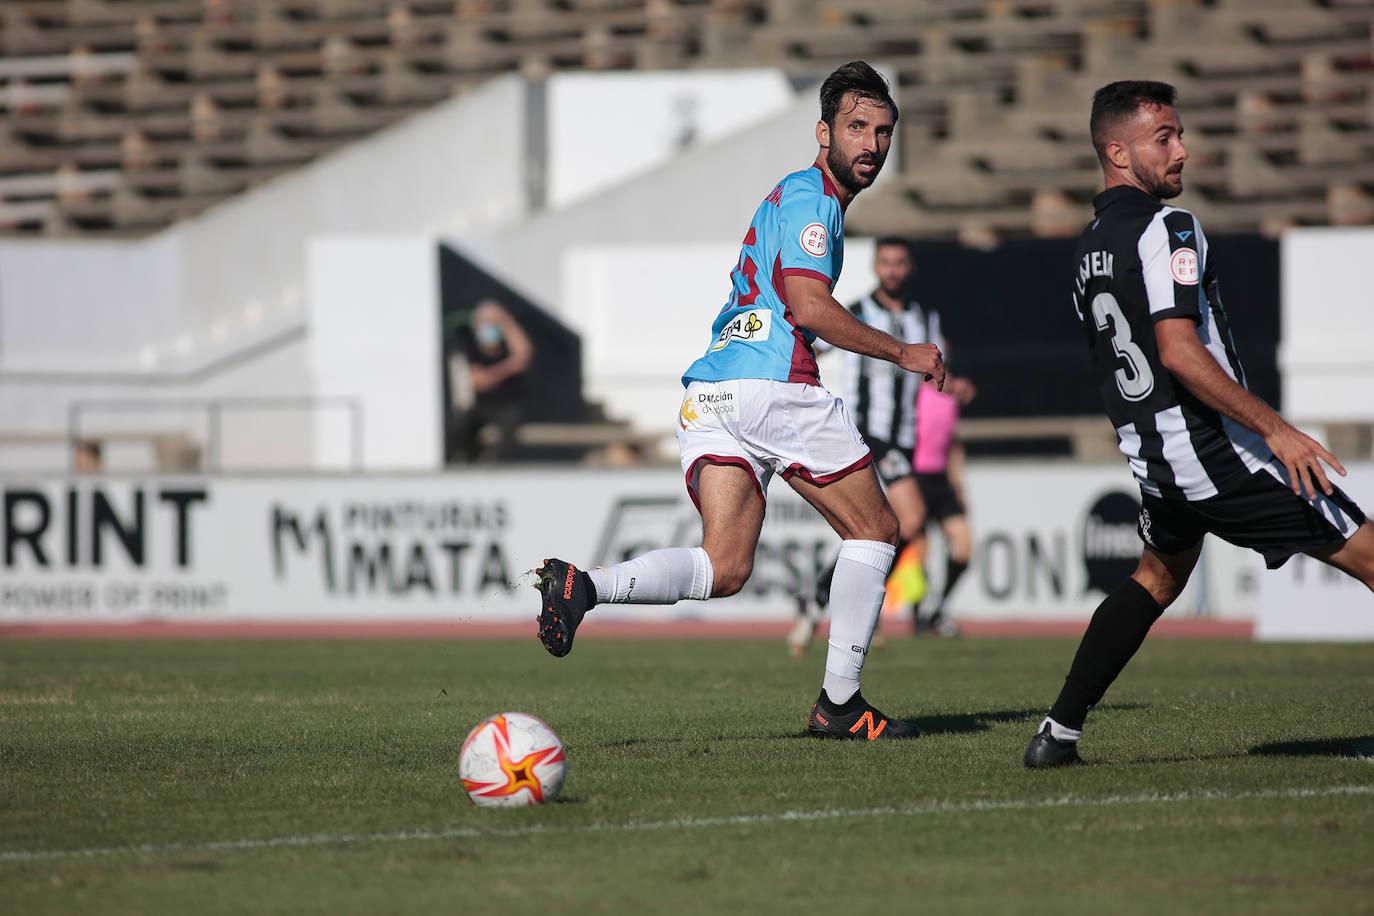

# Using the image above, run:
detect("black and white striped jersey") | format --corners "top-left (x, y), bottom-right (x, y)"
top-left (1072, 185), bottom-right (1273, 501)
top-left (834, 293), bottom-right (941, 450)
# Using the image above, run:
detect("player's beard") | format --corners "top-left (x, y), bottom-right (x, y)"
top-left (1141, 164), bottom-right (1184, 200)
top-left (827, 146), bottom-right (883, 195)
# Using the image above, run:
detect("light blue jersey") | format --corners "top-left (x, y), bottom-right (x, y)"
top-left (682, 165), bottom-right (845, 387)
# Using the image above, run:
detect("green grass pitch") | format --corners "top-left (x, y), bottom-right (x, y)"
top-left (2, 634), bottom-right (1372, 915)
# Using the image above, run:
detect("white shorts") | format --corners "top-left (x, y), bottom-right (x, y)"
top-left (676, 379), bottom-right (872, 508)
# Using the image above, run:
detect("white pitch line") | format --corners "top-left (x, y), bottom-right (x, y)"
top-left (3, 783), bottom-right (1372, 864)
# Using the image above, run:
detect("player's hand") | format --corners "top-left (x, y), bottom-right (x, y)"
top-left (468, 364), bottom-right (499, 393)
top-left (1265, 423), bottom-right (1346, 500)
top-left (946, 375), bottom-right (977, 405)
top-left (900, 343), bottom-right (945, 390)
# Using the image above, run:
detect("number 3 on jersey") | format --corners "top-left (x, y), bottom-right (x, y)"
top-left (1091, 292), bottom-right (1154, 401)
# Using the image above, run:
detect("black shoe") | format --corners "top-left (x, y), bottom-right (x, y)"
top-left (1023, 722), bottom-right (1084, 768)
top-left (535, 558), bottom-right (592, 657)
top-left (807, 689), bottom-right (922, 740)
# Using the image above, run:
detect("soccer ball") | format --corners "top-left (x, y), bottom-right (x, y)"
top-left (459, 712), bottom-right (567, 807)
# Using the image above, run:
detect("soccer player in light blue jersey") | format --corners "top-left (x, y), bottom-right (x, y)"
top-left (535, 62), bottom-right (946, 740)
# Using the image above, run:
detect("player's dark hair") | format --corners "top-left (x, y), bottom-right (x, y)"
top-left (875, 236), bottom-right (911, 256)
top-left (1090, 80), bottom-right (1177, 163)
top-left (819, 61), bottom-right (898, 128)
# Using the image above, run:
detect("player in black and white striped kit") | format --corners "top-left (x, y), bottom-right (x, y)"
top-left (786, 238), bottom-right (949, 655)
top-left (838, 247), bottom-right (941, 463)
top-left (1024, 80), bottom-right (1374, 768)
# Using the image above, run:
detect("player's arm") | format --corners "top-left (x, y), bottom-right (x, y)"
top-left (469, 301), bottom-right (533, 392)
top-left (785, 274), bottom-right (945, 388)
top-left (1155, 318), bottom-right (1345, 498)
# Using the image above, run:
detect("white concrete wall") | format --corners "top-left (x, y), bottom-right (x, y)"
top-left (466, 93), bottom-right (839, 314)
top-left (0, 333), bottom-right (313, 474)
top-left (0, 235), bottom-right (181, 369)
top-left (0, 77), bottom-right (529, 469)
top-left (173, 76), bottom-right (528, 333)
top-left (1280, 226), bottom-right (1374, 423)
top-left (546, 69), bottom-right (797, 207)
top-left (0, 78), bottom-right (528, 372)
top-left (306, 237), bottom-right (442, 471)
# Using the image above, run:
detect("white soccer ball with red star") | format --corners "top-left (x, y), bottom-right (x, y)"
top-left (459, 712), bottom-right (567, 807)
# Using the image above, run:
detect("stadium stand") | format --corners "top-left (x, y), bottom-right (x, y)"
top-left (1, 0), bottom-right (1371, 238)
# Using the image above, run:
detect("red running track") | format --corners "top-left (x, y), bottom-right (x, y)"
top-left (0, 618), bottom-right (1254, 640)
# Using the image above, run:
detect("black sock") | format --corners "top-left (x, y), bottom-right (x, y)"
top-left (578, 571), bottom-right (598, 609)
top-left (930, 557), bottom-right (969, 616)
top-left (943, 557), bottom-right (968, 601)
top-left (1047, 577), bottom-right (1162, 730)
top-left (820, 688), bottom-right (866, 713)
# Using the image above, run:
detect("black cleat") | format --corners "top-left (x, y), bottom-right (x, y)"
top-left (1023, 722), bottom-right (1084, 768)
top-left (807, 689), bottom-right (922, 740)
top-left (535, 558), bottom-right (592, 657)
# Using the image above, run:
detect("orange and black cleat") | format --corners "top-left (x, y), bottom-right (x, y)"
top-left (535, 558), bottom-right (593, 657)
top-left (807, 689), bottom-right (922, 740)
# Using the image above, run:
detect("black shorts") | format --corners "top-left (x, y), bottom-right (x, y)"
top-left (915, 471), bottom-right (965, 523)
top-left (1138, 470), bottom-right (1366, 569)
top-left (866, 438), bottom-right (915, 486)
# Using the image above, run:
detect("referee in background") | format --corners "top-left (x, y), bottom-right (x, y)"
top-left (1024, 80), bottom-right (1374, 768)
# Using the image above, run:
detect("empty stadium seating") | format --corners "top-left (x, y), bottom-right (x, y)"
top-left (1, 0), bottom-right (1371, 238)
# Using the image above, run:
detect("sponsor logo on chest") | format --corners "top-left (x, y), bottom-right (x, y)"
top-left (711, 309), bottom-right (772, 351)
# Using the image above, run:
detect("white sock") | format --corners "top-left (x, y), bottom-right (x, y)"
top-left (587, 547), bottom-right (713, 604)
top-left (1041, 716), bottom-right (1082, 743)
top-left (822, 539), bottom-right (895, 704)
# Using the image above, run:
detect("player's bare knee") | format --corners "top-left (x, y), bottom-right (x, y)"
top-left (1132, 569), bottom-right (1184, 609)
top-left (710, 564), bottom-right (752, 597)
top-left (704, 552), bottom-right (753, 597)
top-left (1154, 582), bottom-right (1185, 609)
